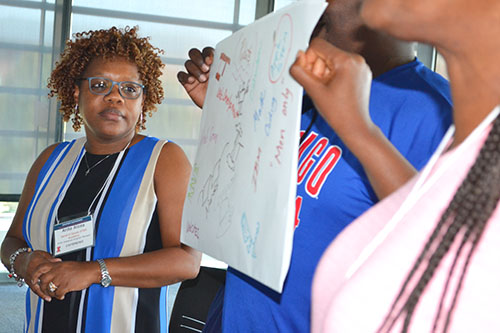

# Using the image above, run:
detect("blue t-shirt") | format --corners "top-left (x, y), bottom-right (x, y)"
top-left (217, 59), bottom-right (453, 332)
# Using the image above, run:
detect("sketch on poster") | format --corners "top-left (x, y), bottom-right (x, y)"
top-left (181, 1), bottom-right (327, 292)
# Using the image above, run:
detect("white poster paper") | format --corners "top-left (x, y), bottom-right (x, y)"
top-left (181, 1), bottom-right (327, 292)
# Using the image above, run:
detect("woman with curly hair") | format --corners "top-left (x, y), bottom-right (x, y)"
top-left (1, 26), bottom-right (200, 332)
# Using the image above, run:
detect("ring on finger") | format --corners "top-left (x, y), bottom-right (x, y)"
top-left (48, 281), bottom-right (58, 293)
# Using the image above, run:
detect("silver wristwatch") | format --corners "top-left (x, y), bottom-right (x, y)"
top-left (97, 259), bottom-right (112, 287)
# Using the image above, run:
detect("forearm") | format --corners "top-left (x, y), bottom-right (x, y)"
top-left (102, 245), bottom-right (201, 288)
top-left (344, 124), bottom-right (417, 200)
top-left (1, 235), bottom-right (30, 273)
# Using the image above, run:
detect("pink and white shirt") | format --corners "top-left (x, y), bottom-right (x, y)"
top-left (312, 107), bottom-right (500, 332)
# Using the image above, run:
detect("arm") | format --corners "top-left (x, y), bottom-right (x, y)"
top-left (290, 38), bottom-right (416, 199)
top-left (31, 142), bottom-right (201, 300)
top-left (101, 142), bottom-right (201, 286)
top-left (1, 144), bottom-right (62, 302)
top-left (177, 47), bottom-right (215, 108)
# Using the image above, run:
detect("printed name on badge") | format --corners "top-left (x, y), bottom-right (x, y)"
top-left (53, 215), bottom-right (95, 256)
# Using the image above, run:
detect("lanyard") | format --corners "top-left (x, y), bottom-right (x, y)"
top-left (345, 106), bottom-right (500, 279)
top-left (55, 139), bottom-right (132, 224)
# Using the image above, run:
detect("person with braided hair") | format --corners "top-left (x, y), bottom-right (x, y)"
top-left (1, 26), bottom-right (201, 332)
top-left (305, 0), bottom-right (500, 331)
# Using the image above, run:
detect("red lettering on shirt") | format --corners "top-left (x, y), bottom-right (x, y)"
top-left (297, 137), bottom-right (328, 184)
top-left (306, 145), bottom-right (342, 197)
top-left (295, 131), bottom-right (343, 225)
top-left (295, 196), bottom-right (303, 229)
top-left (298, 131), bottom-right (318, 160)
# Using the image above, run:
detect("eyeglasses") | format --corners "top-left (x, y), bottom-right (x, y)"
top-left (79, 77), bottom-right (145, 99)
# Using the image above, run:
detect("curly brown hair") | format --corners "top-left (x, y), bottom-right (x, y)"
top-left (48, 26), bottom-right (165, 131)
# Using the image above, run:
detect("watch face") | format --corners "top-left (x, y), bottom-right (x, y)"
top-left (101, 275), bottom-right (112, 287)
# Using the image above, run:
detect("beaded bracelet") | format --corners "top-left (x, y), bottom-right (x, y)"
top-left (8, 247), bottom-right (32, 287)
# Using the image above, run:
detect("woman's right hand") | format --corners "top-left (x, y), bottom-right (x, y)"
top-left (289, 38), bottom-right (374, 141)
top-left (177, 47), bottom-right (215, 108)
top-left (290, 38), bottom-right (416, 199)
top-left (20, 250), bottom-right (62, 301)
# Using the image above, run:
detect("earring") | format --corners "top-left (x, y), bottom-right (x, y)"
top-left (136, 112), bottom-right (144, 132)
top-left (73, 104), bottom-right (83, 132)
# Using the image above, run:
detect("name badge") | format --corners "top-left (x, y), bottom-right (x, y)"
top-left (53, 215), bottom-right (95, 257)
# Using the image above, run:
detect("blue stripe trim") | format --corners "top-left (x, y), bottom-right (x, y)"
top-left (23, 141), bottom-right (73, 249)
top-left (34, 297), bottom-right (42, 333)
top-left (85, 137), bottom-right (159, 332)
top-left (36, 143), bottom-right (70, 189)
top-left (44, 144), bottom-right (85, 253)
top-left (160, 285), bottom-right (168, 333)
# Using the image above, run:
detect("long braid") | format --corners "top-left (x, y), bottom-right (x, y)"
top-left (441, 152), bottom-right (500, 330)
top-left (431, 219), bottom-right (474, 332)
top-left (442, 145), bottom-right (500, 330)
top-left (376, 163), bottom-right (477, 331)
top-left (442, 221), bottom-right (485, 332)
top-left (378, 114), bottom-right (500, 333)
top-left (378, 196), bottom-right (464, 331)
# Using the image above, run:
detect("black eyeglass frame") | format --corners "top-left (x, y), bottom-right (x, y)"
top-left (78, 77), bottom-right (146, 100)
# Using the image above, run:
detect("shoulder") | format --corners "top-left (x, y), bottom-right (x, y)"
top-left (412, 61), bottom-right (452, 105)
top-left (374, 60), bottom-right (452, 107)
top-left (371, 61), bottom-right (453, 127)
top-left (32, 142), bottom-right (67, 171)
top-left (155, 141), bottom-right (192, 182)
top-left (404, 61), bottom-right (451, 107)
top-left (19, 142), bottom-right (68, 205)
top-left (159, 141), bottom-right (190, 164)
top-left (153, 141), bottom-right (191, 201)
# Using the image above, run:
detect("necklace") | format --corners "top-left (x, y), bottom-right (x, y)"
top-left (84, 153), bottom-right (111, 176)
top-left (83, 138), bottom-right (135, 176)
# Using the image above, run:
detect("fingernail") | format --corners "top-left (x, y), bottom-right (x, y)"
top-left (188, 76), bottom-right (195, 83)
top-left (199, 74), bottom-right (207, 82)
top-left (45, 297), bottom-right (51, 302)
top-left (202, 64), bottom-right (209, 72)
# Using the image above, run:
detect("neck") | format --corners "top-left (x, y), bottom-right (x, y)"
top-left (365, 45), bottom-right (415, 78)
top-left (357, 29), bottom-right (416, 77)
top-left (84, 132), bottom-right (141, 154)
top-left (444, 51), bottom-right (500, 148)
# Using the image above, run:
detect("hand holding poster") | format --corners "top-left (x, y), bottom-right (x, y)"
top-left (181, 1), bottom-right (326, 292)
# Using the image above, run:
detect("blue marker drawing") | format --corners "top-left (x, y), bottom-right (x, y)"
top-left (270, 31), bottom-right (288, 78)
top-left (253, 90), bottom-right (266, 131)
top-left (240, 213), bottom-right (260, 259)
top-left (264, 97), bottom-right (278, 136)
top-left (268, 13), bottom-right (293, 84)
